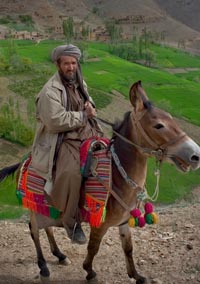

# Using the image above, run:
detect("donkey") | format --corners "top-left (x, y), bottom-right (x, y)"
top-left (0, 81), bottom-right (200, 284)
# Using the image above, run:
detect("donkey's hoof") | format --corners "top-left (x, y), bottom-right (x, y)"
top-left (40, 275), bottom-right (50, 284)
top-left (40, 267), bottom-right (50, 278)
top-left (86, 270), bottom-right (97, 281)
top-left (59, 257), bottom-right (71, 266)
top-left (136, 276), bottom-right (147, 284)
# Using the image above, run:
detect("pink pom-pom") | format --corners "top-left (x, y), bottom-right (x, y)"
top-left (144, 202), bottom-right (153, 214)
top-left (138, 216), bottom-right (146, 227)
top-left (130, 208), bottom-right (141, 218)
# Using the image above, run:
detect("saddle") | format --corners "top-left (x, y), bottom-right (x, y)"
top-left (16, 137), bottom-right (111, 227)
top-left (80, 137), bottom-right (111, 227)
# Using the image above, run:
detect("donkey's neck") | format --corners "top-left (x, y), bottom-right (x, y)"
top-left (112, 111), bottom-right (148, 189)
top-left (114, 139), bottom-right (147, 189)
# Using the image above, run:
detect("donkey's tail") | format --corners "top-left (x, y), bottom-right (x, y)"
top-left (0, 163), bottom-right (21, 183)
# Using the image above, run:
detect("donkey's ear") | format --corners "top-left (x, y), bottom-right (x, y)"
top-left (129, 80), bottom-right (145, 111)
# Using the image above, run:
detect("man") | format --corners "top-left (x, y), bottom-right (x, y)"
top-left (31, 44), bottom-right (103, 244)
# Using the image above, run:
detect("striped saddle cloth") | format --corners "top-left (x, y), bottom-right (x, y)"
top-left (16, 155), bottom-right (60, 219)
top-left (80, 137), bottom-right (111, 227)
top-left (16, 137), bottom-right (112, 227)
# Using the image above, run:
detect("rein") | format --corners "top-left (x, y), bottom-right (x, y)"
top-left (96, 113), bottom-right (186, 162)
top-left (110, 143), bottom-right (160, 202)
top-left (96, 112), bottom-right (186, 207)
top-left (131, 110), bottom-right (187, 158)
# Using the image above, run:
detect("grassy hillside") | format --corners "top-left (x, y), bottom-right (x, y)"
top-left (85, 42), bottom-right (200, 125)
top-left (2, 40), bottom-right (200, 125)
top-left (0, 176), bottom-right (26, 219)
top-left (0, 39), bottom-right (200, 219)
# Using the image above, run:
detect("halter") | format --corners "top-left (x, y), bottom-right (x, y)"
top-left (111, 109), bottom-right (186, 163)
top-left (96, 108), bottom-right (186, 206)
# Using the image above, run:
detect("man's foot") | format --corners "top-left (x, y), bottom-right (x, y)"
top-left (65, 223), bottom-right (87, 245)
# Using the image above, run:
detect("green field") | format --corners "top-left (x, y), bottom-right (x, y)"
top-left (0, 176), bottom-right (26, 219)
top-left (0, 39), bottom-right (200, 219)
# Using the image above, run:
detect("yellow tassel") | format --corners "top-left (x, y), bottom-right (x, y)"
top-left (151, 212), bottom-right (158, 224)
top-left (128, 217), bottom-right (136, 228)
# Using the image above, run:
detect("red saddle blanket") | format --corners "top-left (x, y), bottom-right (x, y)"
top-left (16, 137), bottom-right (111, 227)
top-left (80, 137), bottom-right (111, 227)
top-left (17, 155), bottom-right (60, 219)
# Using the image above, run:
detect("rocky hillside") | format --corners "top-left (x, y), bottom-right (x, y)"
top-left (0, 0), bottom-right (200, 52)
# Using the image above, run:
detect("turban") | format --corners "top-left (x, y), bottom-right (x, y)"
top-left (51, 44), bottom-right (81, 62)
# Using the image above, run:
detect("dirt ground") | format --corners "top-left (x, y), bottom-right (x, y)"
top-left (0, 191), bottom-right (200, 284)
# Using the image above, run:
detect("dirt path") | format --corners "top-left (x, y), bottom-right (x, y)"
top-left (0, 196), bottom-right (199, 284)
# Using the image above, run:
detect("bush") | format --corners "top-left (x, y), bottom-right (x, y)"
top-left (0, 101), bottom-right (34, 146)
top-left (19, 15), bottom-right (33, 24)
top-left (0, 40), bottom-right (33, 74)
top-left (0, 16), bottom-right (10, 24)
top-left (108, 43), bottom-right (139, 62)
top-left (8, 54), bottom-right (32, 73)
top-left (0, 115), bottom-right (34, 146)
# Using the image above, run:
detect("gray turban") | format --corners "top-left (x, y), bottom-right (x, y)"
top-left (51, 44), bottom-right (81, 62)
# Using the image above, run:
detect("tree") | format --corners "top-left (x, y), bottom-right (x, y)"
top-left (144, 49), bottom-right (156, 67)
top-left (81, 25), bottom-right (89, 40)
top-left (63, 17), bottom-right (74, 43)
top-left (105, 20), bottom-right (122, 43)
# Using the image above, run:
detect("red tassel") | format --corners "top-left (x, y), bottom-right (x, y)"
top-left (86, 195), bottom-right (106, 227)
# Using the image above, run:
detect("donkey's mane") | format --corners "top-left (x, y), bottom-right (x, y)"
top-left (112, 111), bottom-right (131, 137)
top-left (143, 100), bottom-right (153, 110)
top-left (112, 100), bottom-right (153, 135)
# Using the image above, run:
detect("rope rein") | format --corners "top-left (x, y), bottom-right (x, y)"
top-left (110, 144), bottom-right (139, 189)
top-left (96, 117), bottom-right (186, 160)
top-left (110, 143), bottom-right (160, 203)
top-left (96, 113), bottom-right (186, 209)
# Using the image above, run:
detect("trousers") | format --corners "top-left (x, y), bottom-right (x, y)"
top-left (51, 139), bottom-right (82, 228)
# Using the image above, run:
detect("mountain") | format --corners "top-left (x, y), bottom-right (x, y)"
top-left (0, 0), bottom-right (200, 53)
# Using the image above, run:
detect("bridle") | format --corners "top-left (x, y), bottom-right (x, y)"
top-left (94, 89), bottom-right (188, 217)
top-left (96, 108), bottom-right (186, 204)
top-left (107, 109), bottom-right (186, 163)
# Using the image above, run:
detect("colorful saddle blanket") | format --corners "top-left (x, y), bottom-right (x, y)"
top-left (17, 155), bottom-right (60, 219)
top-left (80, 137), bottom-right (111, 227)
top-left (16, 137), bottom-right (111, 227)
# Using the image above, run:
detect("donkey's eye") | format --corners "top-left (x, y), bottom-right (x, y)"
top-left (154, 123), bottom-right (164, 129)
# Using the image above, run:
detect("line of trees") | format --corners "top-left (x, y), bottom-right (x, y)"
top-left (63, 17), bottom-right (90, 43)
top-left (62, 16), bottom-right (157, 67)
top-left (105, 21), bottom-right (156, 67)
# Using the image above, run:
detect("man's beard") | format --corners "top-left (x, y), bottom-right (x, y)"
top-left (64, 72), bottom-right (76, 81)
top-left (59, 70), bottom-right (77, 84)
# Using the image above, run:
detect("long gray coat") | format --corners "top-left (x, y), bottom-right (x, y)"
top-left (31, 71), bottom-right (101, 194)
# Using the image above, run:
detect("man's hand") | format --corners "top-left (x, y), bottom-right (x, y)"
top-left (84, 101), bottom-right (96, 118)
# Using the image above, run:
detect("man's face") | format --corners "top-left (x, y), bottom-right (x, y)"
top-left (57, 55), bottom-right (78, 80)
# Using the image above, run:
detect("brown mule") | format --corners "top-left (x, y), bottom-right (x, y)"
top-left (0, 81), bottom-right (200, 284)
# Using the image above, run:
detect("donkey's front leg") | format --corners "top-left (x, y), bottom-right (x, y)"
top-left (119, 224), bottom-right (147, 284)
top-left (83, 225), bottom-right (108, 280)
